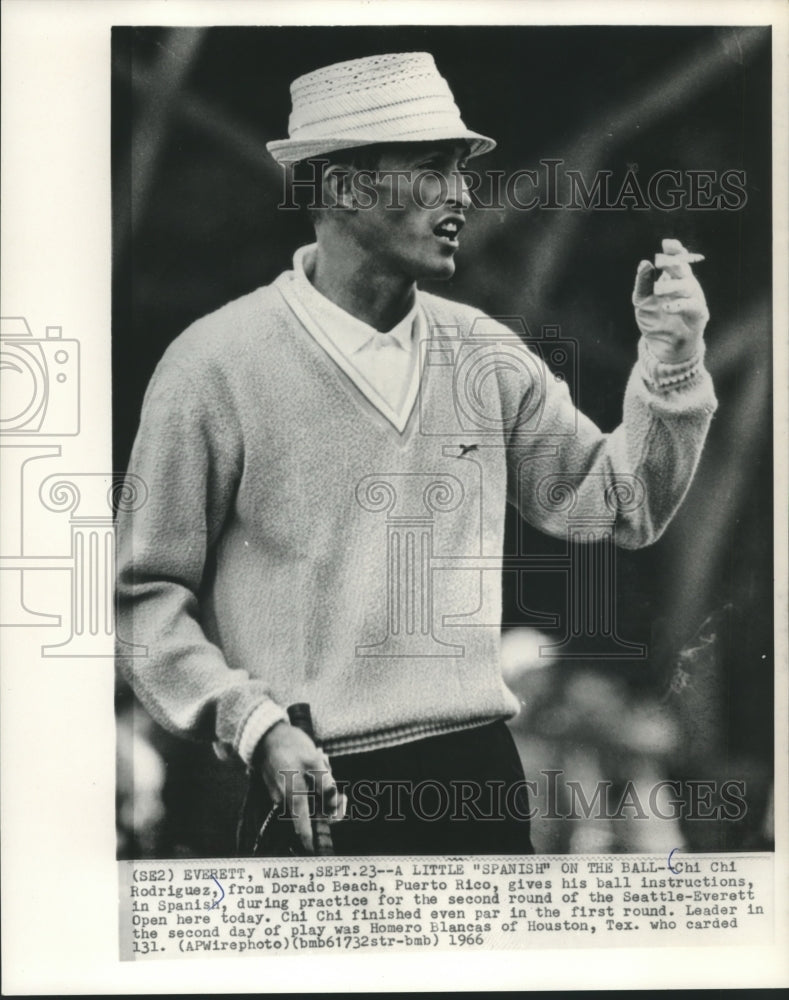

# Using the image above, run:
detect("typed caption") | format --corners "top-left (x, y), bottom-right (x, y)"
top-left (119, 852), bottom-right (773, 960)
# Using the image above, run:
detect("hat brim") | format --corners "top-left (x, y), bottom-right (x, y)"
top-left (266, 129), bottom-right (496, 165)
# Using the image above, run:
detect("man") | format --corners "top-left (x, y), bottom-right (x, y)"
top-left (116, 52), bottom-right (717, 856)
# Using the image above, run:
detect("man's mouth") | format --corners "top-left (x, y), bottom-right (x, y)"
top-left (433, 217), bottom-right (465, 246)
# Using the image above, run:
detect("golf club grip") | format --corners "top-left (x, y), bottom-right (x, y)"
top-left (287, 703), bottom-right (335, 856)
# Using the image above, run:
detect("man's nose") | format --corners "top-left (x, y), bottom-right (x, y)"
top-left (449, 169), bottom-right (472, 209)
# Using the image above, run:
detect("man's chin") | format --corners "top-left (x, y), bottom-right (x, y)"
top-left (418, 256), bottom-right (457, 281)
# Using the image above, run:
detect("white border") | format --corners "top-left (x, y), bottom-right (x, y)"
top-left (2, 0), bottom-right (787, 993)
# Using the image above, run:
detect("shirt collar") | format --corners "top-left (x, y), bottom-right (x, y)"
top-left (291, 243), bottom-right (417, 354)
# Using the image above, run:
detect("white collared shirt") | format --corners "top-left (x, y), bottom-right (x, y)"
top-left (291, 244), bottom-right (419, 413)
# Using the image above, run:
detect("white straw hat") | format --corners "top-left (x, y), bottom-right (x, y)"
top-left (266, 52), bottom-right (496, 165)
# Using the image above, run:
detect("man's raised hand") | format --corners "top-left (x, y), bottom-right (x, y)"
top-left (632, 238), bottom-right (710, 364)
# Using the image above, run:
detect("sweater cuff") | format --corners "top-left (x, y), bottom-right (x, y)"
top-left (236, 698), bottom-right (290, 768)
top-left (638, 337), bottom-right (706, 392)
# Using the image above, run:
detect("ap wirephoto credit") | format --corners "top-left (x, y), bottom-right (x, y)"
top-left (110, 21), bottom-right (776, 962)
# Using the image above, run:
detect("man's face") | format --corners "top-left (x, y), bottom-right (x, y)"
top-left (343, 141), bottom-right (473, 282)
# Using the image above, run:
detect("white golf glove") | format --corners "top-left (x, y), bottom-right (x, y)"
top-left (632, 238), bottom-right (710, 364)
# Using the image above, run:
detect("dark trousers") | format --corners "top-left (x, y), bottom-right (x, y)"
top-left (328, 721), bottom-right (534, 856)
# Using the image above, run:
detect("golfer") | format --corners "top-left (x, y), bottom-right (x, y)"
top-left (116, 52), bottom-right (717, 856)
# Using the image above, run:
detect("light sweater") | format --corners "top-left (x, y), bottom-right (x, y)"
top-left (115, 255), bottom-right (718, 765)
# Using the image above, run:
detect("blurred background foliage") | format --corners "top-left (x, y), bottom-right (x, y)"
top-left (113, 25), bottom-right (773, 859)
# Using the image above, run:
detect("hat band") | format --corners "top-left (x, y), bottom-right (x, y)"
top-left (290, 105), bottom-right (473, 142)
top-left (291, 91), bottom-right (462, 132)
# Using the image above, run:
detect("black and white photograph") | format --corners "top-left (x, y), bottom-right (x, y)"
top-left (114, 24), bottom-right (773, 860)
top-left (2, 0), bottom-right (787, 993)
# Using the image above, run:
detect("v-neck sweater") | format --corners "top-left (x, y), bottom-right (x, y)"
top-left (116, 268), bottom-right (718, 765)
top-left (283, 245), bottom-right (423, 431)
top-left (290, 243), bottom-right (419, 418)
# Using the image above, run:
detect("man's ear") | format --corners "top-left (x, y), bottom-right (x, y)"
top-left (323, 164), bottom-right (357, 210)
